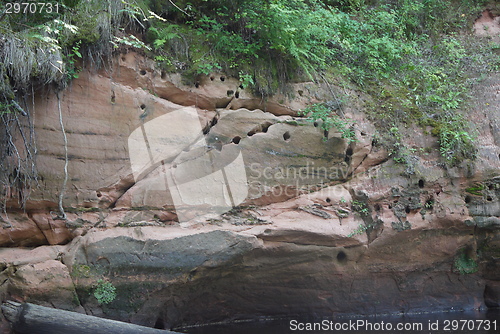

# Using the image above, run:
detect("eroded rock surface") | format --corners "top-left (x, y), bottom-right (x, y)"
top-left (0, 44), bottom-right (499, 331)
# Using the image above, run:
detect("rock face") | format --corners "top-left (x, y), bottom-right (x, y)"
top-left (0, 36), bottom-right (500, 332)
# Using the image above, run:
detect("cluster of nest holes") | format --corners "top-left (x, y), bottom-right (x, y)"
top-left (337, 251), bottom-right (347, 264)
top-left (226, 90), bottom-right (240, 98)
top-left (388, 200), bottom-right (398, 209)
top-left (209, 76), bottom-right (226, 81)
top-left (464, 194), bottom-right (494, 203)
top-left (283, 131), bottom-right (291, 141)
top-left (247, 122), bottom-right (273, 137)
top-left (345, 147), bottom-right (353, 164)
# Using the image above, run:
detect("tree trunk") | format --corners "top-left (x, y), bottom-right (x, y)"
top-left (1, 301), bottom-right (182, 334)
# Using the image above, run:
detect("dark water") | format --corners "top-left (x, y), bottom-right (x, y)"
top-left (178, 309), bottom-right (500, 334)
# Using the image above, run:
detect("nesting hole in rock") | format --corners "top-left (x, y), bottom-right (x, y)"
top-left (405, 206), bottom-right (411, 214)
top-left (298, 90), bottom-right (304, 96)
top-left (465, 195), bottom-right (471, 204)
top-left (235, 91), bottom-right (240, 98)
top-left (210, 117), bottom-right (218, 127)
top-left (195, 82), bottom-right (200, 88)
top-left (313, 121), bottom-right (318, 128)
top-left (326, 197), bottom-right (331, 203)
top-left (418, 179), bottom-right (425, 188)
top-left (96, 192), bottom-right (102, 198)
top-left (140, 104), bottom-right (146, 110)
top-left (323, 129), bottom-right (329, 138)
top-left (226, 90), bottom-right (234, 97)
top-left (140, 69), bottom-right (147, 75)
top-left (262, 122), bottom-right (272, 133)
top-left (488, 184), bottom-right (494, 190)
top-left (161, 71), bottom-right (166, 79)
top-left (487, 196), bottom-right (493, 202)
top-left (247, 130), bottom-right (256, 137)
top-left (360, 131), bottom-right (367, 136)
top-left (374, 204), bottom-right (381, 211)
top-left (121, 56), bottom-right (126, 61)
top-left (154, 317), bottom-right (165, 329)
top-left (283, 131), bottom-right (291, 141)
top-left (346, 148), bottom-right (353, 156)
top-left (388, 204), bottom-right (392, 209)
top-left (210, 76), bottom-right (215, 81)
top-left (393, 200), bottom-right (399, 204)
top-left (344, 156), bottom-right (351, 164)
top-left (232, 136), bottom-right (241, 144)
top-left (111, 95), bottom-right (115, 104)
top-left (337, 251), bottom-right (347, 264)
top-left (220, 76), bottom-right (225, 81)
top-left (239, 84), bottom-right (244, 89)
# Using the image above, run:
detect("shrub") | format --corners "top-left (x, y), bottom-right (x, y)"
top-left (454, 250), bottom-right (478, 275)
top-left (299, 103), bottom-right (356, 142)
top-left (93, 279), bottom-right (117, 305)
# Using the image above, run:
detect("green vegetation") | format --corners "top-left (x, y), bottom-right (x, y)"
top-left (71, 264), bottom-right (91, 278)
top-left (466, 183), bottom-right (485, 196)
top-left (299, 103), bottom-right (356, 142)
top-left (94, 279), bottom-right (117, 305)
top-left (351, 200), bottom-right (370, 217)
top-left (454, 249), bottom-right (478, 275)
top-left (347, 222), bottom-right (374, 237)
top-left (1, 0), bottom-right (498, 207)
top-left (144, 0), bottom-right (493, 166)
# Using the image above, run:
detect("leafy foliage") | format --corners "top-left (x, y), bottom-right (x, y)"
top-left (438, 117), bottom-right (477, 166)
top-left (144, 0), bottom-right (494, 166)
top-left (93, 279), bottom-right (117, 305)
top-left (454, 250), bottom-right (478, 275)
top-left (299, 103), bottom-right (356, 142)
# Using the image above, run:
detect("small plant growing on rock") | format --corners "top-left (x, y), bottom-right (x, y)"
top-left (93, 279), bottom-right (117, 305)
top-left (351, 200), bottom-right (370, 217)
top-left (347, 223), bottom-right (372, 237)
top-left (453, 250), bottom-right (478, 275)
top-left (299, 103), bottom-right (356, 142)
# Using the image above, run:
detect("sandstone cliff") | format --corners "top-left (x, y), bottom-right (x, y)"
top-left (0, 11), bottom-right (499, 333)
